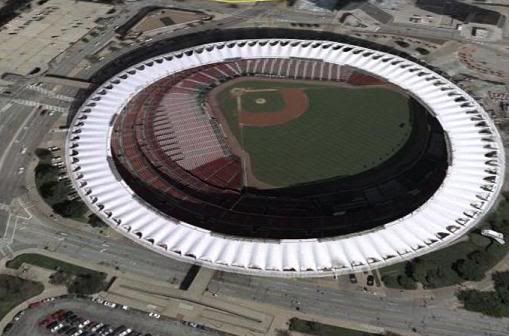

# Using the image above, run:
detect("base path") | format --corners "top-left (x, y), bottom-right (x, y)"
top-left (239, 88), bottom-right (309, 127)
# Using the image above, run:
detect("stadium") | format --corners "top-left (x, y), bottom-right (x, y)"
top-left (66, 30), bottom-right (505, 277)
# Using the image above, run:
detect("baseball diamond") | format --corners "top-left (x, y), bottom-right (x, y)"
top-left (66, 33), bottom-right (504, 277)
top-left (211, 78), bottom-right (413, 187)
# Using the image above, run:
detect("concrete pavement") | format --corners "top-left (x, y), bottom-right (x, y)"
top-left (1, 1), bottom-right (509, 336)
top-left (210, 272), bottom-right (509, 336)
top-left (4, 297), bottom-right (226, 336)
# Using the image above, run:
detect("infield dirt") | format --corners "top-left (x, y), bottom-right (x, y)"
top-left (208, 77), bottom-right (413, 188)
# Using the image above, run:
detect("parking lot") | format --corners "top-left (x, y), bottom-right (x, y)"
top-left (5, 297), bottom-right (226, 336)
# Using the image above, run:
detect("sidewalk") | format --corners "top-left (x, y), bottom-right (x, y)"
top-left (0, 260), bottom-right (68, 332)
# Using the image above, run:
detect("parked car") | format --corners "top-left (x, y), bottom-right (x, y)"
top-left (349, 274), bottom-right (357, 284)
top-left (103, 301), bottom-right (116, 308)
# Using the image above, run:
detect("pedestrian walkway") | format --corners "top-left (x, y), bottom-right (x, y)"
top-left (27, 84), bottom-right (75, 102)
top-left (10, 98), bottom-right (68, 113)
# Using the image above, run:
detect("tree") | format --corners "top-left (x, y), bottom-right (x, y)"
top-left (409, 259), bottom-right (438, 287)
top-left (397, 275), bottom-right (418, 289)
top-left (67, 272), bottom-right (106, 295)
top-left (458, 289), bottom-right (504, 317)
top-left (35, 164), bottom-right (58, 186)
top-left (88, 214), bottom-right (108, 228)
top-left (452, 254), bottom-right (485, 281)
top-left (275, 331), bottom-right (291, 336)
top-left (53, 200), bottom-right (87, 218)
top-left (40, 181), bottom-right (58, 199)
top-left (49, 270), bottom-right (71, 286)
top-left (457, 272), bottom-right (509, 317)
top-left (34, 148), bottom-right (52, 161)
top-left (469, 233), bottom-right (491, 248)
top-left (493, 272), bottom-right (509, 304)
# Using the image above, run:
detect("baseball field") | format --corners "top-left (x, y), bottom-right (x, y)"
top-left (212, 78), bottom-right (414, 188)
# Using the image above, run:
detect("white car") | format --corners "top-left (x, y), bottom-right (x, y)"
top-left (148, 312), bottom-right (160, 319)
top-left (91, 323), bottom-right (104, 332)
top-left (119, 329), bottom-right (132, 336)
top-left (78, 320), bottom-right (90, 328)
top-left (103, 301), bottom-right (117, 308)
top-left (121, 305), bottom-right (129, 311)
top-left (50, 323), bottom-right (64, 333)
top-left (13, 311), bottom-right (25, 321)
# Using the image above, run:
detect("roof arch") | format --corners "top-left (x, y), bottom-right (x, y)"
top-left (66, 38), bottom-right (505, 277)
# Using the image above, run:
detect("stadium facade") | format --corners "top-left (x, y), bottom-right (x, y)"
top-left (66, 36), bottom-right (505, 277)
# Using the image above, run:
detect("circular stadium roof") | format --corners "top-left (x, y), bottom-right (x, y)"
top-left (66, 37), bottom-right (505, 277)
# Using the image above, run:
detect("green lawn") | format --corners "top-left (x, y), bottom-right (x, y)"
top-left (289, 318), bottom-right (383, 336)
top-left (215, 79), bottom-right (413, 187)
top-left (6, 254), bottom-right (97, 275)
top-left (6, 254), bottom-right (107, 295)
top-left (0, 275), bottom-right (44, 320)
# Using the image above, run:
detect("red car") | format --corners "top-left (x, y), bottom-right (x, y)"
top-left (38, 317), bottom-right (55, 327)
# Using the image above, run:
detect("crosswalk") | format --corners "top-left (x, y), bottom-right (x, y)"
top-left (10, 98), bottom-right (68, 113)
top-left (0, 81), bottom-right (74, 115)
top-left (0, 243), bottom-right (14, 258)
top-left (27, 84), bottom-right (75, 102)
top-left (0, 199), bottom-right (30, 259)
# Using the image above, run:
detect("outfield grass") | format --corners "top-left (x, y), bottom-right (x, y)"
top-left (216, 79), bottom-right (413, 187)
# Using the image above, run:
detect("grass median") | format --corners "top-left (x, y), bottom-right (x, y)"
top-left (7, 254), bottom-right (107, 295)
top-left (289, 318), bottom-right (400, 336)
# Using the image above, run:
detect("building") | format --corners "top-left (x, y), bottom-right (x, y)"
top-left (66, 31), bottom-right (504, 277)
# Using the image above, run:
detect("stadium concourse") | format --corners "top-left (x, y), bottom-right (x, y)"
top-left (66, 33), bottom-right (504, 277)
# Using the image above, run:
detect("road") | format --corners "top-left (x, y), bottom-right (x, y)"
top-left (211, 273), bottom-right (509, 336)
top-left (0, 0), bottom-right (272, 279)
top-left (49, 0), bottom-right (272, 78)
top-left (0, 88), bottom-right (65, 205)
top-left (0, 2), bottom-right (508, 336)
top-left (6, 197), bottom-right (193, 282)
top-left (378, 22), bottom-right (460, 42)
